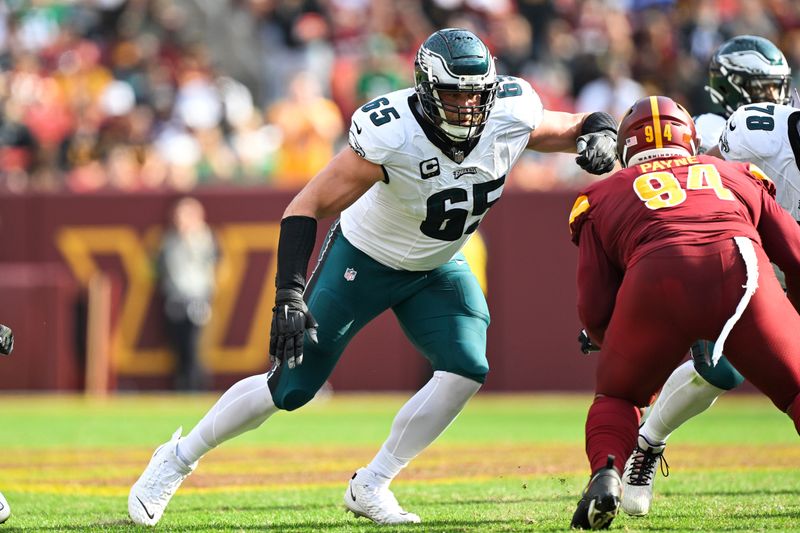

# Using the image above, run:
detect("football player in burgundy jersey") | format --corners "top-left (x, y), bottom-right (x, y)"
top-left (568, 96), bottom-right (800, 530)
top-left (624, 36), bottom-right (795, 517)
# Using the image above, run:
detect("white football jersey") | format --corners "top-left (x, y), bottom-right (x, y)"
top-left (694, 112), bottom-right (726, 154)
top-left (341, 77), bottom-right (543, 271)
top-left (719, 102), bottom-right (800, 221)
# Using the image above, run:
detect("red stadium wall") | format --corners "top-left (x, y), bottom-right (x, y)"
top-left (0, 189), bottom-right (595, 392)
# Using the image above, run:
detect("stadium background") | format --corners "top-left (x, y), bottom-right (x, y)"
top-left (2, 0), bottom-right (800, 392)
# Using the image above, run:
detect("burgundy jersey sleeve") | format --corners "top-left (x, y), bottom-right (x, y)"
top-left (575, 218), bottom-right (623, 346)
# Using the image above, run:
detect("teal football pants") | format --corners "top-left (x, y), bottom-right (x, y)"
top-left (269, 223), bottom-right (490, 411)
top-left (691, 341), bottom-right (746, 390)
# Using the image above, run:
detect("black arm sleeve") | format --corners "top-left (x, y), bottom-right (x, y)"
top-left (581, 112), bottom-right (617, 135)
top-left (276, 216), bottom-right (318, 292)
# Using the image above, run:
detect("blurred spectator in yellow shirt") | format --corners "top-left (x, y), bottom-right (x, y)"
top-left (266, 71), bottom-right (343, 189)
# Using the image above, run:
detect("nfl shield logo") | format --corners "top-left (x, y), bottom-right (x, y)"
top-left (344, 267), bottom-right (357, 281)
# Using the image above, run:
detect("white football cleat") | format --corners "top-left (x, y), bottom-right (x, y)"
top-left (621, 434), bottom-right (668, 516)
top-left (344, 468), bottom-right (421, 525)
top-left (128, 428), bottom-right (197, 526)
top-left (0, 491), bottom-right (10, 523)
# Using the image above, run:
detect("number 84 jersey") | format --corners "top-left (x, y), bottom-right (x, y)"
top-left (719, 102), bottom-right (800, 222)
top-left (341, 77), bottom-right (543, 271)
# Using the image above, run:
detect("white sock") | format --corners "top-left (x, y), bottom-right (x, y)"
top-left (366, 371), bottom-right (481, 484)
top-left (640, 360), bottom-right (726, 444)
top-left (176, 373), bottom-right (278, 464)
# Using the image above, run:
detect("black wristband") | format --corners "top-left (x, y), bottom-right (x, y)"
top-left (276, 216), bottom-right (318, 291)
top-left (581, 112), bottom-right (617, 136)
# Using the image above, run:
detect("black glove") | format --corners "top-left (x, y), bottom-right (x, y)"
top-left (576, 132), bottom-right (617, 175)
top-left (0, 324), bottom-right (13, 356)
top-left (269, 288), bottom-right (318, 369)
top-left (578, 329), bottom-right (599, 355)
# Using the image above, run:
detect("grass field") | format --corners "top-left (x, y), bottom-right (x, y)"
top-left (0, 392), bottom-right (798, 531)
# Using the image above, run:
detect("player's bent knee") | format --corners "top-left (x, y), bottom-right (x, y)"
top-left (694, 354), bottom-right (745, 390)
top-left (444, 362), bottom-right (488, 384)
top-left (272, 389), bottom-right (315, 411)
top-left (789, 393), bottom-right (800, 435)
top-left (598, 389), bottom-right (650, 408)
top-left (436, 370), bottom-right (483, 400)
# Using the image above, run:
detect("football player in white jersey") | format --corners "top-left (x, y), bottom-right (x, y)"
top-left (621, 36), bottom-right (794, 517)
top-left (716, 102), bottom-right (800, 221)
top-left (128, 28), bottom-right (618, 527)
top-left (695, 35), bottom-right (791, 154)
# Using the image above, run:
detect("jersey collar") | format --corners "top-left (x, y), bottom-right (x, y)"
top-left (407, 95), bottom-right (480, 164)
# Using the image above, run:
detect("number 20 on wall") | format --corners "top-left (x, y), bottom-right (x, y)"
top-left (633, 164), bottom-right (734, 210)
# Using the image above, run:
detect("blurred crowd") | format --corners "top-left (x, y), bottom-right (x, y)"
top-left (1, 0), bottom-right (800, 193)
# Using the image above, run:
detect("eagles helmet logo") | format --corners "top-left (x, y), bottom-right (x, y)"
top-left (349, 131), bottom-right (366, 158)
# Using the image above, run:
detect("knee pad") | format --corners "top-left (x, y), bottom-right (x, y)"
top-left (267, 364), bottom-right (321, 411)
top-left (273, 388), bottom-right (315, 411)
top-left (435, 338), bottom-right (489, 384)
top-left (692, 344), bottom-right (745, 390)
top-left (445, 362), bottom-right (488, 384)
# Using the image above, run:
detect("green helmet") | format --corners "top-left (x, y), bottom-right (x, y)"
top-left (414, 28), bottom-right (498, 143)
top-left (706, 35), bottom-right (792, 118)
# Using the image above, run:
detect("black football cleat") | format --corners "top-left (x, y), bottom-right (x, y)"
top-left (571, 455), bottom-right (622, 530)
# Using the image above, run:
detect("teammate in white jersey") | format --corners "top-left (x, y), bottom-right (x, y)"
top-left (717, 103), bottom-right (800, 221)
top-left (128, 28), bottom-right (619, 527)
top-left (621, 37), bottom-right (794, 517)
top-left (695, 35), bottom-right (791, 154)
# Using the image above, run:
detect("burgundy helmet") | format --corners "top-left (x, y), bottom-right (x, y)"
top-left (617, 96), bottom-right (698, 167)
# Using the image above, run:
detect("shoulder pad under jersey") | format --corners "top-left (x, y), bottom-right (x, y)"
top-left (719, 104), bottom-right (785, 161)
top-left (348, 88), bottom-right (413, 165)
top-left (492, 76), bottom-right (544, 134)
top-left (694, 113), bottom-right (726, 154)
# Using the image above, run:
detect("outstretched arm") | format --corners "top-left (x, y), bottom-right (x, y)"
top-left (528, 110), bottom-right (618, 175)
top-left (527, 110), bottom-right (588, 152)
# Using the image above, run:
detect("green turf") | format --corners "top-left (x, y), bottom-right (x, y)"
top-left (0, 393), bottom-right (797, 531)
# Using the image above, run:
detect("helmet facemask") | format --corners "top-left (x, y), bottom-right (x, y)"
top-left (707, 66), bottom-right (791, 117)
top-left (416, 81), bottom-right (497, 142)
top-left (414, 30), bottom-right (498, 143)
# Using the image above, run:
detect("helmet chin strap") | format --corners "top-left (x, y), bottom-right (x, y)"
top-left (705, 85), bottom-right (736, 117)
top-left (439, 121), bottom-right (471, 141)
